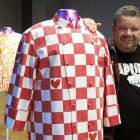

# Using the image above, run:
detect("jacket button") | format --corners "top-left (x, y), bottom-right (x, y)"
top-left (88, 103), bottom-right (91, 107)
top-left (74, 124), bottom-right (77, 128)
top-left (88, 123), bottom-right (91, 127)
top-left (91, 42), bottom-right (94, 45)
top-left (65, 62), bottom-right (69, 66)
top-left (90, 62), bottom-right (94, 66)
top-left (89, 82), bottom-right (93, 86)
top-left (58, 26), bottom-right (63, 29)
top-left (69, 82), bottom-right (73, 86)
top-left (72, 104), bottom-right (76, 107)
top-left (63, 42), bottom-right (66, 45)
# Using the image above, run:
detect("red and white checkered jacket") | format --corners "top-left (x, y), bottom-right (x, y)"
top-left (5, 14), bottom-right (120, 140)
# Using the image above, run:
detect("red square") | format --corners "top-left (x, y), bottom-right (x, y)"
top-left (88, 120), bottom-right (98, 131)
top-left (34, 36), bottom-right (46, 50)
top-left (78, 132), bottom-right (88, 140)
top-left (77, 110), bottom-right (88, 122)
top-left (73, 43), bottom-right (85, 54)
top-left (71, 28), bottom-right (81, 33)
top-left (8, 107), bottom-right (18, 120)
top-left (86, 54), bottom-right (95, 65)
top-left (63, 54), bottom-right (75, 65)
top-left (59, 33), bottom-right (72, 44)
top-left (42, 101), bottom-right (51, 112)
top-left (43, 124), bottom-right (52, 135)
top-left (76, 88), bottom-right (87, 99)
top-left (87, 76), bottom-right (95, 87)
top-left (36, 133), bottom-right (43, 140)
top-left (43, 26), bottom-right (57, 36)
top-left (50, 89), bottom-right (62, 101)
top-left (52, 112), bottom-right (64, 124)
top-left (30, 121), bottom-right (35, 132)
top-left (106, 85), bottom-right (116, 96)
top-left (8, 84), bottom-right (14, 95)
top-left (17, 42), bottom-right (22, 52)
top-left (53, 135), bottom-right (64, 140)
top-left (75, 65), bottom-right (86, 76)
top-left (94, 44), bottom-right (100, 56)
top-left (60, 55), bottom-right (65, 66)
top-left (88, 98), bottom-right (96, 110)
top-left (28, 44), bottom-right (37, 57)
top-left (98, 56), bottom-right (104, 67)
top-left (32, 90), bottom-right (41, 101)
top-left (50, 66), bottom-right (61, 78)
top-left (63, 100), bottom-right (73, 112)
top-left (82, 34), bottom-right (92, 43)
top-left (47, 44), bottom-right (60, 56)
top-left (11, 96), bottom-right (19, 109)
top-left (109, 115), bottom-right (120, 126)
top-left (15, 75), bottom-right (23, 87)
top-left (30, 23), bottom-right (42, 30)
top-left (13, 62), bottom-right (18, 73)
top-left (34, 112), bottom-right (42, 123)
top-left (39, 57), bottom-right (50, 70)
top-left (64, 123), bottom-right (72, 135)
top-left (24, 66), bottom-right (34, 79)
top-left (41, 78), bottom-right (50, 90)
top-left (19, 53), bottom-right (27, 65)
top-left (13, 120), bottom-right (26, 131)
top-left (23, 32), bottom-right (32, 44)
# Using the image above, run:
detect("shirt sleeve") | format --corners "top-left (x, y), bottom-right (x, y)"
top-left (4, 29), bottom-right (38, 131)
top-left (102, 38), bottom-right (121, 127)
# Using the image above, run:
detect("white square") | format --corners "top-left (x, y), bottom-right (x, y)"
top-left (97, 120), bottom-right (102, 130)
top-left (34, 101), bottom-right (42, 112)
top-left (62, 44), bottom-right (74, 54)
top-left (76, 77), bottom-right (87, 88)
top-left (64, 112), bottom-right (72, 123)
top-left (43, 135), bottom-right (53, 140)
top-left (45, 34), bottom-right (58, 46)
top-left (36, 47), bottom-right (48, 59)
top-left (42, 112), bottom-right (52, 124)
top-left (17, 99), bottom-right (30, 110)
top-left (104, 117), bottom-right (109, 127)
top-left (99, 87), bottom-right (104, 98)
top-left (26, 55), bottom-right (36, 68)
top-left (17, 64), bottom-right (25, 76)
top-left (98, 47), bottom-right (105, 57)
top-left (10, 73), bottom-right (16, 84)
top-left (66, 66), bottom-right (75, 77)
top-left (58, 27), bottom-right (71, 34)
top-left (22, 77), bottom-right (33, 89)
top-left (72, 33), bottom-right (84, 43)
top-left (86, 65), bottom-right (95, 76)
top-left (88, 110), bottom-right (97, 120)
top-left (5, 117), bottom-right (15, 130)
top-left (77, 99), bottom-right (87, 110)
top-left (21, 42), bottom-right (30, 54)
top-left (34, 80), bottom-right (41, 90)
top-left (85, 43), bottom-right (94, 54)
top-left (65, 135), bottom-right (72, 140)
top-left (13, 86), bottom-right (21, 98)
top-left (87, 87), bottom-right (96, 98)
top-left (106, 75), bottom-right (114, 85)
top-left (81, 28), bottom-right (89, 34)
top-left (77, 122), bottom-right (88, 133)
top-left (69, 88), bottom-right (76, 100)
top-left (40, 68), bottom-right (50, 78)
top-left (62, 89), bottom-right (70, 100)
top-left (52, 124), bottom-right (64, 135)
top-left (51, 101), bottom-right (63, 112)
top-left (95, 55), bottom-right (98, 65)
top-left (6, 94), bottom-right (12, 106)
top-left (95, 77), bottom-right (100, 87)
top-left (75, 54), bottom-right (86, 65)
top-left (106, 95), bottom-right (117, 106)
top-left (61, 66), bottom-right (67, 77)
top-left (41, 90), bottom-right (51, 101)
top-left (16, 110), bottom-right (28, 121)
top-left (71, 111), bottom-right (77, 122)
top-left (107, 106), bottom-right (118, 117)
top-left (31, 27), bottom-right (45, 40)
top-left (49, 55), bottom-right (61, 67)
top-left (96, 98), bottom-right (100, 109)
top-left (34, 123), bottom-right (43, 134)
top-left (50, 78), bottom-right (62, 89)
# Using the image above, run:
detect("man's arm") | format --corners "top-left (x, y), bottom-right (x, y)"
top-left (82, 18), bottom-right (101, 32)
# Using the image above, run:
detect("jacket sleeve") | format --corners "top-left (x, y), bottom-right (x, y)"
top-left (103, 38), bottom-right (121, 127)
top-left (4, 29), bottom-right (38, 131)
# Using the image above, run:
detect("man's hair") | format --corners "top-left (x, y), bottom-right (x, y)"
top-left (113, 6), bottom-right (140, 26)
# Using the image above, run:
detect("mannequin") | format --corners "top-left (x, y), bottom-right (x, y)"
top-left (57, 9), bottom-right (79, 28)
top-left (2, 27), bottom-right (13, 36)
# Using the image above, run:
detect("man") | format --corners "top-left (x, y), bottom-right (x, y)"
top-left (84, 5), bottom-right (140, 140)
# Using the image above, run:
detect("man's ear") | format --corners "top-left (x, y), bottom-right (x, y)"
top-left (111, 24), bottom-right (115, 32)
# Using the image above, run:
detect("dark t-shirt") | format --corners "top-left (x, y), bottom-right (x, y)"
top-left (115, 45), bottom-right (140, 139)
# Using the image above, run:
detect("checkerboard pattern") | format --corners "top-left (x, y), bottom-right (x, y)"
top-left (5, 14), bottom-right (120, 140)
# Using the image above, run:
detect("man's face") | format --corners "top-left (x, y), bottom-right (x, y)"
top-left (111, 15), bottom-right (140, 53)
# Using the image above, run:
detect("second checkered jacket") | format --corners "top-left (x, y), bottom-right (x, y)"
top-left (5, 14), bottom-right (121, 140)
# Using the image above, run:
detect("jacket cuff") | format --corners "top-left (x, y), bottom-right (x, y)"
top-left (103, 104), bottom-right (121, 127)
top-left (5, 107), bottom-right (28, 131)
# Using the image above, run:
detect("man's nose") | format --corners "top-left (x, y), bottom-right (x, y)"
top-left (124, 29), bottom-right (132, 36)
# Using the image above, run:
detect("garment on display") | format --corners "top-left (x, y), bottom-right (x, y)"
top-left (0, 27), bottom-right (21, 91)
top-left (5, 9), bottom-right (120, 140)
